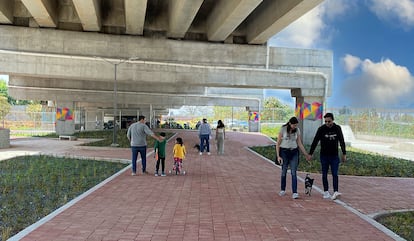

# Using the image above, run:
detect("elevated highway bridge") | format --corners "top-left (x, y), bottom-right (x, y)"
top-left (0, 0), bottom-right (331, 143)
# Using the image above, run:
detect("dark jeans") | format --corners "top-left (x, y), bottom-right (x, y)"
top-left (200, 134), bottom-right (210, 153)
top-left (320, 155), bottom-right (340, 192)
top-left (131, 146), bottom-right (147, 173)
top-left (155, 157), bottom-right (165, 173)
top-left (280, 148), bottom-right (299, 193)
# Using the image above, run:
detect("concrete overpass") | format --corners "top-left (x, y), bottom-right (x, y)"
top-left (0, 0), bottom-right (330, 144)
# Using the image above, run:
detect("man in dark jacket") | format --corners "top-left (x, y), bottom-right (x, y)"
top-left (309, 113), bottom-right (346, 200)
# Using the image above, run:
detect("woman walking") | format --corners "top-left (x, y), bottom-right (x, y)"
top-left (215, 120), bottom-right (225, 155)
top-left (276, 117), bottom-right (311, 199)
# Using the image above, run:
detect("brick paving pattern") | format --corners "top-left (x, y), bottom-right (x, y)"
top-left (2, 130), bottom-right (413, 240)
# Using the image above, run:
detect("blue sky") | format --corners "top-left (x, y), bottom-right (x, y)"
top-left (267, 0), bottom-right (414, 109)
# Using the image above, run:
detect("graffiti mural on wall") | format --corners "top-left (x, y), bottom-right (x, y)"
top-left (249, 111), bottom-right (260, 122)
top-left (56, 107), bottom-right (74, 121)
top-left (295, 102), bottom-right (323, 120)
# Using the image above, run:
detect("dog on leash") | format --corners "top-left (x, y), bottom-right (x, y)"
top-left (193, 144), bottom-right (201, 152)
top-left (304, 174), bottom-right (314, 196)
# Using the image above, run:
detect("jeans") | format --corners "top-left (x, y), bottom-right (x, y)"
top-left (280, 148), bottom-right (299, 193)
top-left (131, 146), bottom-right (147, 173)
top-left (320, 155), bottom-right (340, 192)
top-left (200, 134), bottom-right (210, 153)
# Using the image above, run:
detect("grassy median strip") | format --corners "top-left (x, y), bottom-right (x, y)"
top-left (0, 155), bottom-right (127, 240)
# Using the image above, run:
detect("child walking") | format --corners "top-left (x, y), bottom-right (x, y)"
top-left (154, 132), bottom-right (167, 176)
top-left (172, 137), bottom-right (186, 175)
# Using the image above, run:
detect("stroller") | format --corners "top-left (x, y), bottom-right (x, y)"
top-left (169, 158), bottom-right (186, 175)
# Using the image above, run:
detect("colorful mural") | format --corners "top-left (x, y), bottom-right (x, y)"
top-left (295, 102), bottom-right (323, 120)
top-left (56, 107), bottom-right (74, 121)
top-left (249, 111), bottom-right (260, 122)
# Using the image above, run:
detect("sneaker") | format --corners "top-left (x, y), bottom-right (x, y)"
top-left (331, 191), bottom-right (342, 200)
top-left (161, 173), bottom-right (166, 177)
top-left (323, 191), bottom-right (331, 199)
top-left (278, 190), bottom-right (286, 196)
top-left (292, 193), bottom-right (299, 199)
top-left (199, 152), bottom-right (202, 155)
top-left (131, 172), bottom-right (136, 176)
top-left (143, 171), bottom-right (149, 175)
top-left (154, 173), bottom-right (159, 176)
top-left (207, 152), bottom-right (211, 155)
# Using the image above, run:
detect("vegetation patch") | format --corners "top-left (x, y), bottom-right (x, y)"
top-left (0, 155), bottom-right (127, 240)
top-left (38, 130), bottom-right (175, 148)
top-left (376, 211), bottom-right (414, 241)
top-left (250, 145), bottom-right (414, 177)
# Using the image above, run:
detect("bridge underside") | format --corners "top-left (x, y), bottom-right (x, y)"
top-left (0, 0), bottom-right (330, 144)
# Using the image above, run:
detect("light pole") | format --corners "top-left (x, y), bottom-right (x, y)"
top-left (96, 56), bottom-right (139, 147)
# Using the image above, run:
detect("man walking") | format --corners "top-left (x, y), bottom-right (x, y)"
top-left (308, 113), bottom-right (346, 200)
top-left (198, 118), bottom-right (211, 155)
top-left (127, 115), bottom-right (164, 175)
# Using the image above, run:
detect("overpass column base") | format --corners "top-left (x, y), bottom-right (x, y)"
top-left (295, 96), bottom-right (324, 145)
top-left (55, 102), bottom-right (76, 135)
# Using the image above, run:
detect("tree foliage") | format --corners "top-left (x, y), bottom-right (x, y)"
top-left (261, 97), bottom-right (293, 122)
top-left (0, 95), bottom-right (11, 126)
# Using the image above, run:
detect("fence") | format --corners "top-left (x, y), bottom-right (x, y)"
top-left (3, 107), bottom-right (414, 139)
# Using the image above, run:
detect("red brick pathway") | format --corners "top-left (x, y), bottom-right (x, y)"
top-left (3, 130), bottom-right (412, 240)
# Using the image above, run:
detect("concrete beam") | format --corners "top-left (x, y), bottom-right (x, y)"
top-left (0, 50), bottom-right (326, 90)
top-left (125, 0), bottom-right (147, 35)
top-left (0, 0), bottom-right (14, 24)
top-left (207, 0), bottom-right (262, 42)
top-left (9, 76), bottom-right (206, 95)
top-left (72, 0), bottom-right (101, 31)
top-left (168, 0), bottom-right (203, 39)
top-left (21, 0), bottom-right (57, 27)
top-left (246, 0), bottom-right (323, 44)
top-left (8, 86), bottom-right (260, 109)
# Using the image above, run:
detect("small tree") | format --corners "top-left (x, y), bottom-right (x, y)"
top-left (261, 97), bottom-right (293, 122)
top-left (0, 96), bottom-right (11, 128)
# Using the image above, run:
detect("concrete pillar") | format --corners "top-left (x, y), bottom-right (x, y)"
top-left (55, 101), bottom-right (75, 135)
top-left (85, 110), bottom-right (104, 130)
top-left (295, 96), bottom-right (324, 145)
top-left (248, 109), bottom-right (260, 132)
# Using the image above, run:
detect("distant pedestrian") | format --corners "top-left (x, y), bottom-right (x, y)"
top-left (308, 113), bottom-right (347, 200)
top-left (276, 117), bottom-right (311, 199)
top-left (215, 120), bottom-right (225, 155)
top-left (127, 115), bottom-right (164, 176)
top-left (198, 118), bottom-right (211, 155)
top-left (154, 132), bottom-right (167, 176)
top-left (172, 137), bottom-right (186, 174)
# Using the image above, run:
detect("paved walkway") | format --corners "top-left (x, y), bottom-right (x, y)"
top-left (2, 130), bottom-right (413, 241)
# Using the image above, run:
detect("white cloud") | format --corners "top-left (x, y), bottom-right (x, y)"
top-left (269, 7), bottom-right (324, 48)
top-left (268, 0), bottom-right (354, 48)
top-left (368, 0), bottom-right (414, 29)
top-left (342, 54), bottom-right (362, 74)
top-left (341, 57), bottom-right (414, 107)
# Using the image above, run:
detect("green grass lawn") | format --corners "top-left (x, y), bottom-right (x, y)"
top-left (38, 129), bottom-right (175, 148)
top-left (0, 155), bottom-right (127, 240)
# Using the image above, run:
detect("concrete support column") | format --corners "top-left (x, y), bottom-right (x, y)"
top-left (85, 110), bottom-right (104, 130)
top-left (248, 109), bottom-right (260, 132)
top-left (55, 101), bottom-right (75, 135)
top-left (295, 96), bottom-right (324, 145)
